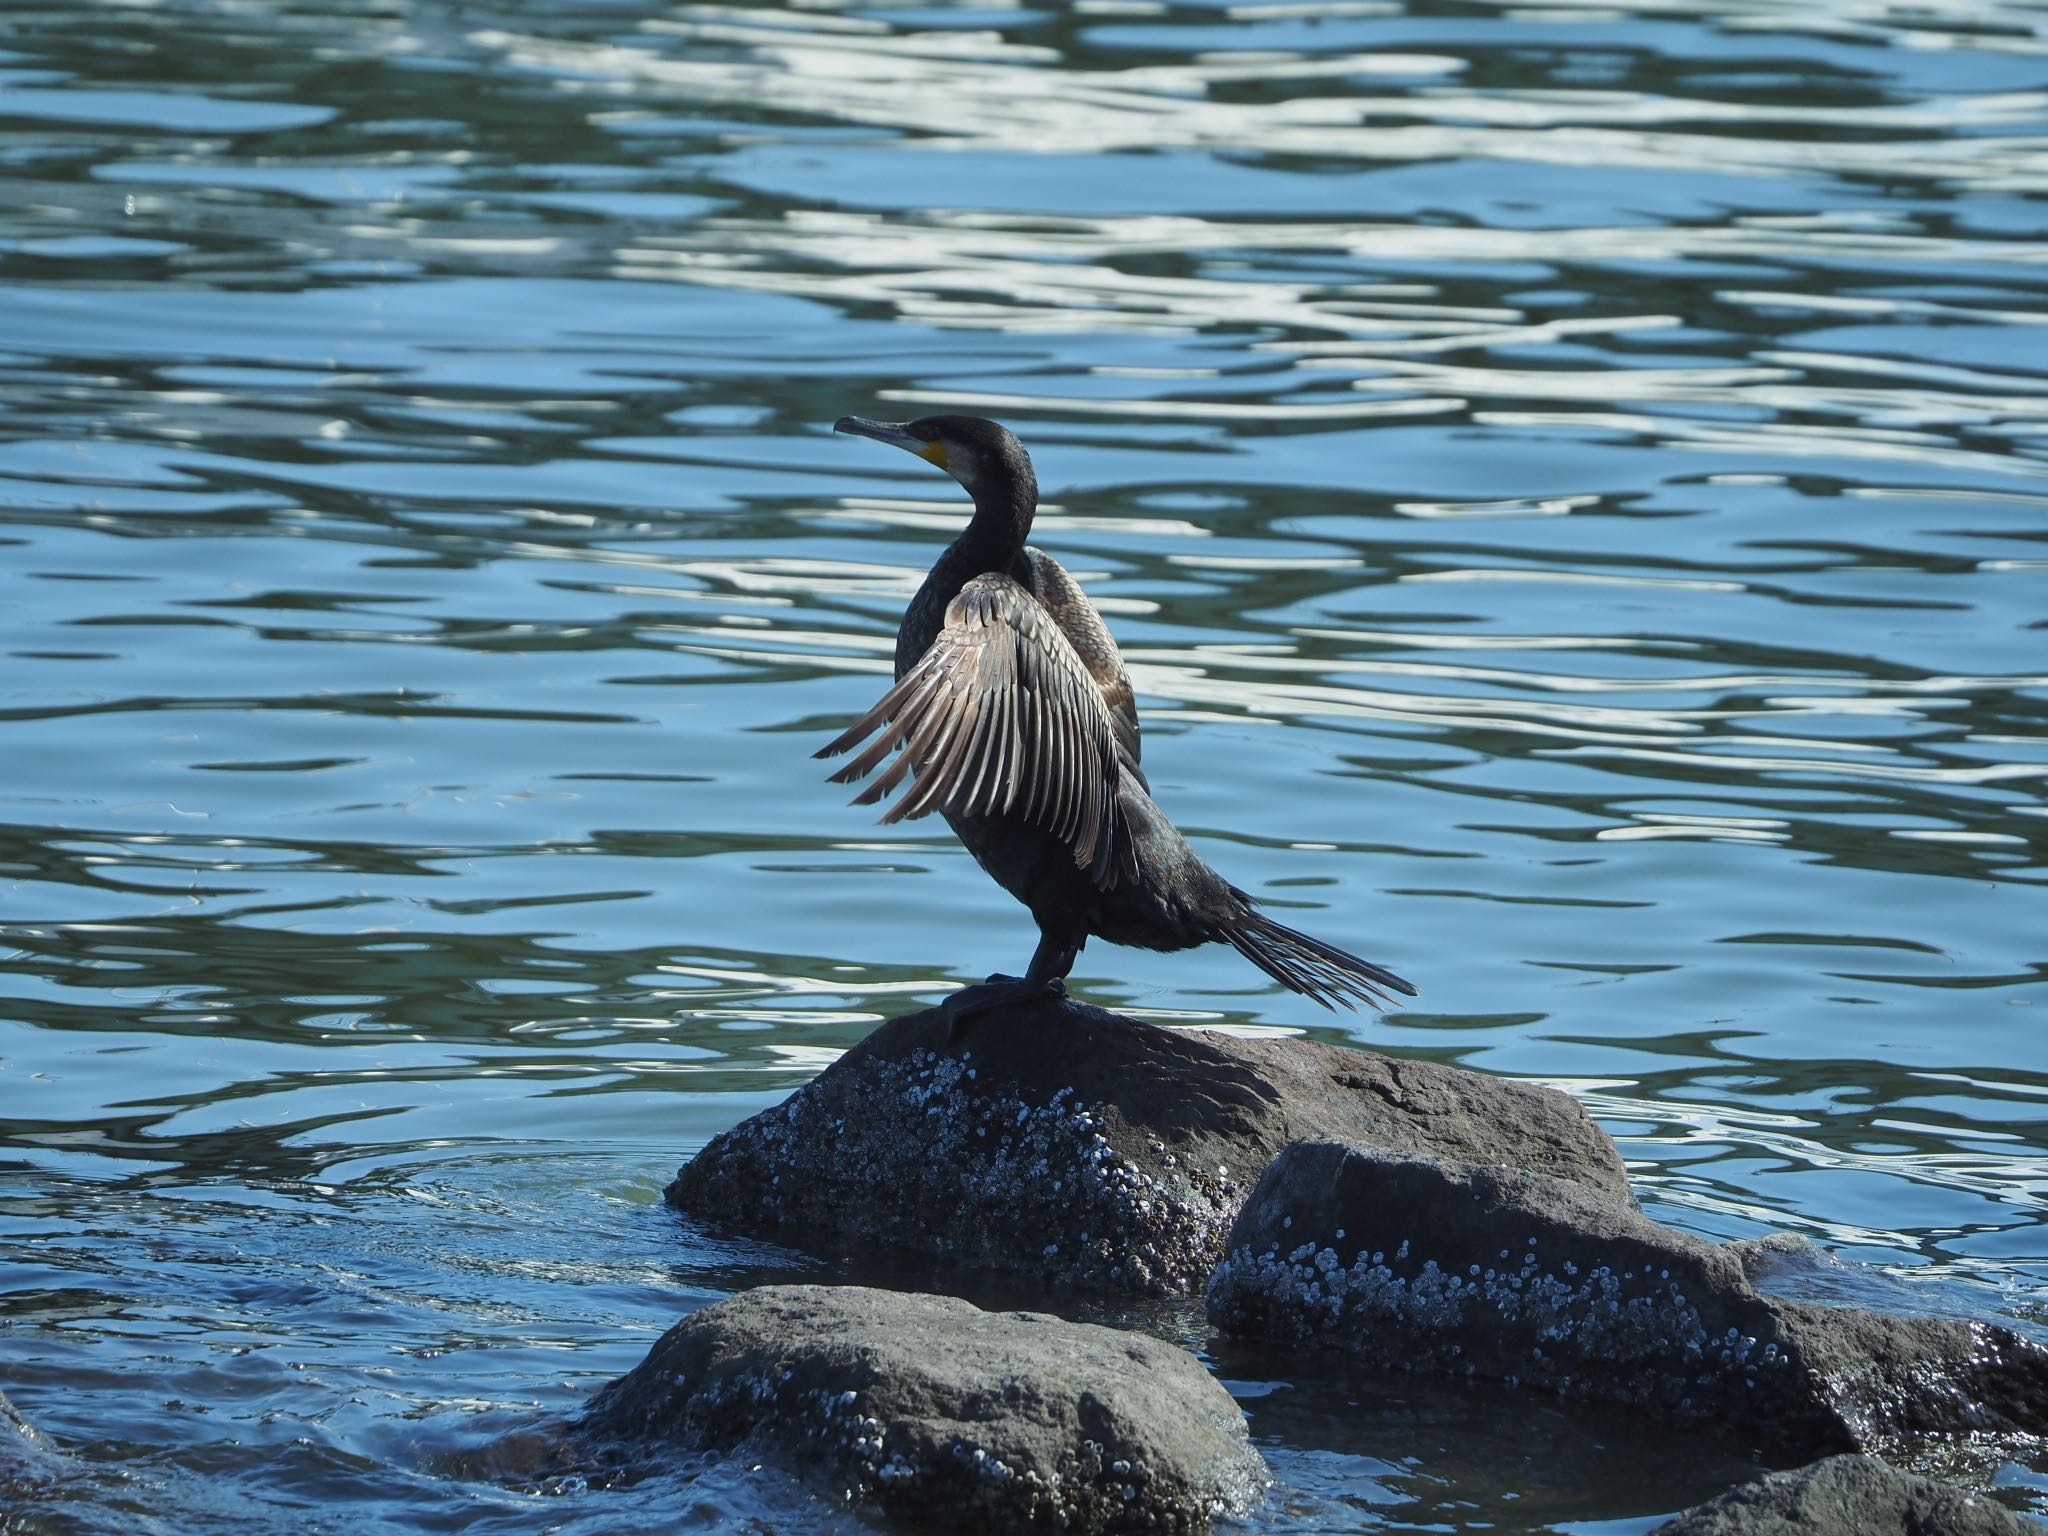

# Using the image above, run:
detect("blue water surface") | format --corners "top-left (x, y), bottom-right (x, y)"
top-left (3, 0), bottom-right (2045, 1530)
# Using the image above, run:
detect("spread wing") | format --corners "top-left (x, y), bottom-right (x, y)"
top-left (817, 572), bottom-right (1129, 889)
top-left (1019, 546), bottom-right (1145, 788)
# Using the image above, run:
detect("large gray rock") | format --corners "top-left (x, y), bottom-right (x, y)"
top-left (578, 1284), bottom-right (1264, 1534)
top-left (1649, 1454), bottom-right (2039, 1535)
top-left (668, 995), bottom-right (1630, 1294)
top-left (1208, 1141), bottom-right (2048, 1460)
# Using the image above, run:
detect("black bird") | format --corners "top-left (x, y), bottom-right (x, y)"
top-left (821, 414), bottom-right (1417, 1022)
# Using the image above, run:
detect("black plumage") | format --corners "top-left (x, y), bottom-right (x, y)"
top-left (822, 413), bottom-right (1417, 1020)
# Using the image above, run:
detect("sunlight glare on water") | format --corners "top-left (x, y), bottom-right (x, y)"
top-left (2, 0), bottom-right (2046, 1530)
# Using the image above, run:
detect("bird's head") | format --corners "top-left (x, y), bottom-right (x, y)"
top-left (834, 414), bottom-right (1037, 517)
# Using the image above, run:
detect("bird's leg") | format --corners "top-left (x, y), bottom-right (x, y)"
top-left (941, 932), bottom-right (1081, 1043)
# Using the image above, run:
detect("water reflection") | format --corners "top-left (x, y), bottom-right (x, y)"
top-left (3, 0), bottom-right (2047, 1529)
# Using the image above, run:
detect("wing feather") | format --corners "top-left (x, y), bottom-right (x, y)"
top-left (990, 681), bottom-right (1018, 817)
top-left (817, 572), bottom-right (1128, 888)
top-left (1019, 547), bottom-right (1144, 786)
top-left (958, 685), bottom-right (1005, 816)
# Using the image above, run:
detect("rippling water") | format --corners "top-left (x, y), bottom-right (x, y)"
top-left (4, 1), bottom-right (2046, 1530)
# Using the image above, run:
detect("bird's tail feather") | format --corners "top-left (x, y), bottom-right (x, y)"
top-left (1221, 908), bottom-right (1417, 1012)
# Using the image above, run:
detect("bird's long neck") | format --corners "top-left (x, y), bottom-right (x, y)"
top-left (953, 463), bottom-right (1037, 573)
top-left (895, 468), bottom-right (1038, 677)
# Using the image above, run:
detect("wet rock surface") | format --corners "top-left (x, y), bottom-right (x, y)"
top-left (577, 1283), bottom-right (1264, 1534)
top-left (1648, 1453), bottom-right (2041, 1535)
top-left (667, 995), bottom-right (1630, 1294)
top-left (1208, 1141), bottom-right (2048, 1460)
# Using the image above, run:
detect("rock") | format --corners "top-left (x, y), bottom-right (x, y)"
top-left (2, 1390), bottom-right (53, 1456)
top-left (1208, 1141), bottom-right (2048, 1460)
top-left (578, 1283), bottom-right (1264, 1534)
top-left (2, 1389), bottom-right (58, 1500)
top-left (1648, 1453), bottom-right (2039, 1535)
top-left (667, 995), bottom-right (1630, 1294)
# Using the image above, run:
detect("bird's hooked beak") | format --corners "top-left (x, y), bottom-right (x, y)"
top-left (835, 415), bottom-right (951, 471)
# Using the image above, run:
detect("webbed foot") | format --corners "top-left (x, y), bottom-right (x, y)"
top-left (941, 975), bottom-right (1066, 1045)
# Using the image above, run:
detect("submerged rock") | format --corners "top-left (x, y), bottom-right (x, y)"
top-left (579, 1283), bottom-right (1263, 1534)
top-left (2, 1390), bottom-right (53, 1457)
top-left (1208, 1141), bottom-right (2048, 1460)
top-left (2, 1390), bottom-right (58, 1502)
top-left (1648, 1453), bottom-right (2039, 1535)
top-left (667, 995), bottom-right (1628, 1294)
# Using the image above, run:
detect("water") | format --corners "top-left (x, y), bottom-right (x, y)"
top-left (3, 0), bottom-right (2046, 1529)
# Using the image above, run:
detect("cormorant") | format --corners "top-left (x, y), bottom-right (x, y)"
top-left (822, 413), bottom-right (1417, 1021)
